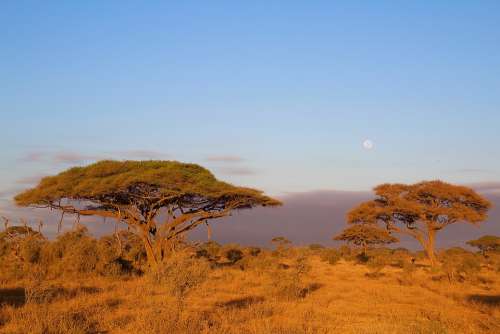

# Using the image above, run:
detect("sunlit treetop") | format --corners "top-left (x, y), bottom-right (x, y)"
top-left (348, 180), bottom-right (492, 228)
top-left (346, 180), bottom-right (492, 265)
top-left (467, 235), bottom-right (500, 253)
top-left (14, 160), bottom-right (281, 210)
top-left (334, 224), bottom-right (398, 247)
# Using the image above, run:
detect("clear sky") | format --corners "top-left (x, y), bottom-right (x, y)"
top-left (1, 1), bottom-right (500, 198)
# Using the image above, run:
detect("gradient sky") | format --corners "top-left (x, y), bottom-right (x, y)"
top-left (1, 1), bottom-right (500, 200)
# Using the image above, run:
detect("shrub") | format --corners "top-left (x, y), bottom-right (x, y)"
top-left (397, 260), bottom-right (417, 285)
top-left (440, 248), bottom-right (481, 282)
top-left (272, 255), bottom-right (312, 300)
top-left (364, 255), bottom-right (388, 277)
top-left (308, 244), bottom-right (325, 251)
top-left (271, 236), bottom-right (291, 256)
top-left (4, 305), bottom-right (98, 334)
top-left (148, 252), bottom-right (210, 298)
top-left (196, 241), bottom-right (221, 261)
top-left (226, 248), bottom-right (244, 264)
top-left (320, 248), bottom-right (341, 265)
top-left (0, 226), bottom-right (47, 280)
top-left (339, 245), bottom-right (352, 259)
top-left (19, 236), bottom-right (45, 264)
top-left (246, 247), bottom-right (261, 257)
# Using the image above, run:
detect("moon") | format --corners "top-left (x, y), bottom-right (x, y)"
top-left (363, 139), bottom-right (374, 150)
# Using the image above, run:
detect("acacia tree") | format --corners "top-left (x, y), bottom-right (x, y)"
top-left (15, 160), bottom-right (281, 268)
top-left (334, 224), bottom-right (398, 255)
top-left (347, 181), bottom-right (491, 266)
top-left (467, 235), bottom-right (500, 256)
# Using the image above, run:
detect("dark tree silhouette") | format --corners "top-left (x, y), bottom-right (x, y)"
top-left (347, 181), bottom-right (491, 266)
top-left (15, 160), bottom-right (281, 268)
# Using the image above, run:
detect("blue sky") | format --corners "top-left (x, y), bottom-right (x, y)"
top-left (1, 1), bottom-right (500, 198)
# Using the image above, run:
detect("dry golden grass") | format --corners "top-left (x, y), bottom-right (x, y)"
top-left (1, 251), bottom-right (499, 334)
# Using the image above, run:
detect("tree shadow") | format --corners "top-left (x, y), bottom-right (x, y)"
top-left (0, 288), bottom-right (26, 307)
top-left (0, 285), bottom-right (103, 307)
top-left (216, 296), bottom-right (265, 309)
top-left (299, 283), bottom-right (323, 298)
top-left (467, 294), bottom-right (500, 307)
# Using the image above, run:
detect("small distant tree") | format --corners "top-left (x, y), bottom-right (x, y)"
top-left (334, 224), bottom-right (398, 255)
top-left (15, 160), bottom-right (281, 268)
top-left (347, 181), bottom-right (491, 266)
top-left (467, 235), bottom-right (500, 256)
top-left (271, 236), bottom-right (291, 251)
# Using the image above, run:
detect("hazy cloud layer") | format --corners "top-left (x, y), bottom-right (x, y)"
top-left (1, 186), bottom-right (498, 250)
top-left (190, 190), bottom-right (500, 249)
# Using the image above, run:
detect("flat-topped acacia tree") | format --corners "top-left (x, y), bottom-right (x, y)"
top-left (347, 181), bottom-right (491, 266)
top-left (15, 160), bottom-right (281, 268)
top-left (334, 224), bottom-right (398, 255)
top-left (467, 235), bottom-right (500, 256)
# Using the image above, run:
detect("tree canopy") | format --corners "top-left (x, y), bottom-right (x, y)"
top-left (347, 180), bottom-right (491, 265)
top-left (15, 160), bottom-right (281, 266)
top-left (334, 224), bottom-right (398, 252)
top-left (467, 235), bottom-right (500, 255)
top-left (15, 160), bottom-right (280, 209)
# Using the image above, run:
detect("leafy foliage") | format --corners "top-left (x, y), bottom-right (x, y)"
top-left (15, 160), bottom-right (280, 208)
top-left (334, 224), bottom-right (398, 250)
top-left (467, 235), bottom-right (500, 255)
top-left (14, 160), bottom-right (281, 267)
top-left (347, 181), bottom-right (491, 264)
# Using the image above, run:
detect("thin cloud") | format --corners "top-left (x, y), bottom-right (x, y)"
top-left (216, 167), bottom-right (257, 176)
top-left (206, 155), bottom-right (244, 163)
top-left (450, 169), bottom-right (495, 174)
top-left (53, 152), bottom-right (103, 164)
top-left (18, 150), bottom-right (170, 165)
top-left (18, 152), bottom-right (46, 163)
top-left (16, 174), bottom-right (48, 185)
top-left (116, 150), bottom-right (170, 160)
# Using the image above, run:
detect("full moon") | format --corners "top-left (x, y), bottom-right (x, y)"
top-left (363, 139), bottom-right (374, 150)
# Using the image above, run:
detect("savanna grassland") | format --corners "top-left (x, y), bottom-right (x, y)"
top-left (0, 227), bottom-right (499, 334)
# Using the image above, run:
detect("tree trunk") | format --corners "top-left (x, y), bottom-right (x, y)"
top-left (140, 229), bottom-right (158, 269)
top-left (424, 229), bottom-right (437, 267)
